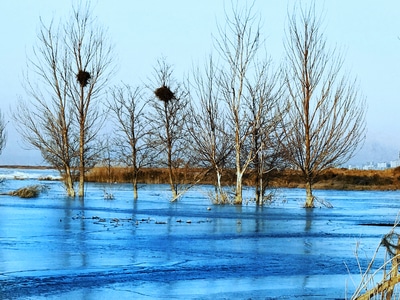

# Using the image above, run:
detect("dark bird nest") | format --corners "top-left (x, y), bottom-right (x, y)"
top-left (76, 70), bottom-right (91, 87)
top-left (154, 85), bottom-right (176, 102)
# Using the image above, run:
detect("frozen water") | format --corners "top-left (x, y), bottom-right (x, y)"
top-left (0, 168), bottom-right (399, 299)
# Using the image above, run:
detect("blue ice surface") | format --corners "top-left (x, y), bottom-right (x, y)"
top-left (0, 168), bottom-right (398, 299)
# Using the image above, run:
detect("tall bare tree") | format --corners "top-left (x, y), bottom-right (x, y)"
top-left (188, 56), bottom-right (233, 204)
top-left (280, 5), bottom-right (366, 207)
top-left (215, 2), bottom-right (280, 204)
top-left (13, 2), bottom-right (113, 197)
top-left (148, 58), bottom-right (189, 201)
top-left (245, 62), bottom-right (284, 205)
top-left (108, 84), bottom-right (151, 200)
top-left (68, 3), bottom-right (114, 197)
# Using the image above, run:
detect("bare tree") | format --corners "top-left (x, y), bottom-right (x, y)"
top-left (148, 58), bottom-right (189, 201)
top-left (108, 84), bottom-right (151, 200)
top-left (279, 4), bottom-right (366, 207)
top-left (68, 2), bottom-right (114, 197)
top-left (188, 56), bottom-right (233, 204)
top-left (245, 62), bottom-right (284, 205)
top-left (14, 19), bottom-right (78, 196)
top-left (215, 2), bottom-right (280, 204)
top-left (14, 2), bottom-right (113, 197)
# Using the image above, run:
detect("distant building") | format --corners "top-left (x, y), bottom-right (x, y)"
top-left (348, 164), bottom-right (360, 170)
top-left (347, 150), bottom-right (400, 170)
top-left (390, 160), bottom-right (400, 168)
top-left (362, 162), bottom-right (376, 170)
top-left (390, 151), bottom-right (400, 168)
top-left (377, 162), bottom-right (390, 170)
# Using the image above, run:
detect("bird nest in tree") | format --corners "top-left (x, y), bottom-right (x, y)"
top-left (154, 85), bottom-right (175, 102)
top-left (76, 70), bottom-right (91, 87)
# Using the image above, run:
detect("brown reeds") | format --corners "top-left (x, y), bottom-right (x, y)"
top-left (352, 219), bottom-right (400, 299)
top-left (84, 166), bottom-right (400, 190)
top-left (7, 185), bottom-right (47, 198)
top-left (85, 166), bottom-right (239, 186)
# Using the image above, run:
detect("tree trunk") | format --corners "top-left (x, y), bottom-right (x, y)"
top-left (255, 180), bottom-right (260, 205)
top-left (64, 166), bottom-right (75, 197)
top-left (78, 132), bottom-right (85, 197)
top-left (166, 128), bottom-right (177, 200)
top-left (78, 152), bottom-right (84, 197)
top-left (78, 85), bottom-right (85, 198)
top-left (213, 169), bottom-right (225, 203)
top-left (254, 156), bottom-right (260, 205)
top-left (255, 151), bottom-right (263, 206)
top-left (163, 101), bottom-right (178, 200)
top-left (168, 168), bottom-right (178, 200)
top-left (305, 181), bottom-right (314, 208)
top-left (133, 177), bottom-right (138, 200)
top-left (256, 171), bottom-right (263, 206)
top-left (216, 170), bottom-right (222, 202)
top-left (234, 171), bottom-right (243, 205)
top-left (234, 114), bottom-right (243, 205)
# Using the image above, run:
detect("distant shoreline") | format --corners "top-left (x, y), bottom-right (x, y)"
top-left (0, 165), bottom-right (52, 170)
top-left (1, 165), bottom-right (400, 191)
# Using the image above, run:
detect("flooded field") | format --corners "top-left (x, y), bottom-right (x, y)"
top-left (0, 169), bottom-right (399, 299)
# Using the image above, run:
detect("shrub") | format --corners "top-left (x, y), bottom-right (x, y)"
top-left (9, 185), bottom-right (47, 198)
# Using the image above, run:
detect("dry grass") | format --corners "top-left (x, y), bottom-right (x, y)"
top-left (351, 219), bottom-right (400, 299)
top-left (85, 167), bottom-right (233, 185)
top-left (7, 185), bottom-right (48, 198)
top-left (269, 167), bottom-right (400, 191)
top-left (85, 166), bottom-right (400, 191)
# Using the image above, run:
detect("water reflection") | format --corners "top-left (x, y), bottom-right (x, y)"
top-left (254, 205), bottom-right (265, 233)
top-left (303, 209), bottom-right (314, 290)
top-left (236, 205), bottom-right (242, 233)
top-left (305, 208), bottom-right (313, 232)
top-left (60, 197), bottom-right (88, 268)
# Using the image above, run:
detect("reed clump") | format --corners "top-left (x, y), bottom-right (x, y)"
top-left (352, 220), bottom-right (400, 299)
top-left (8, 185), bottom-right (47, 198)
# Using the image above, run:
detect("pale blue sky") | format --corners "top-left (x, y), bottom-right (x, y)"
top-left (0, 0), bottom-right (399, 165)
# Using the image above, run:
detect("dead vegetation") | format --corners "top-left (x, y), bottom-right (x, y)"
top-left (85, 166), bottom-right (400, 191)
top-left (2, 185), bottom-right (48, 198)
top-left (352, 220), bottom-right (400, 299)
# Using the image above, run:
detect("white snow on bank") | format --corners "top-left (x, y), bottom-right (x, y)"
top-left (0, 168), bottom-right (61, 181)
